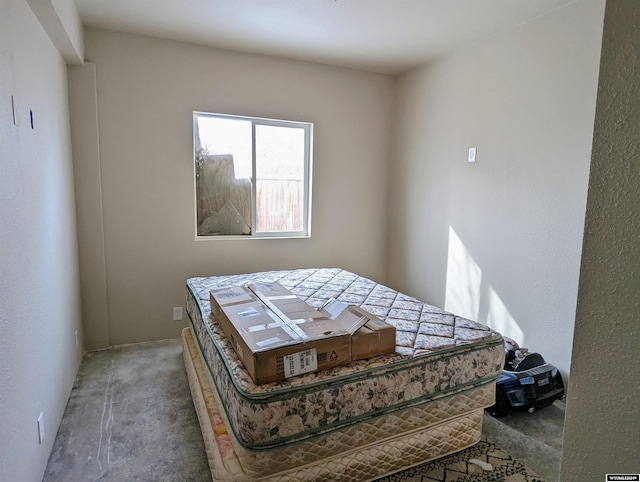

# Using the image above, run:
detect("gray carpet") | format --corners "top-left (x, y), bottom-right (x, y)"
top-left (43, 338), bottom-right (553, 482)
top-left (43, 339), bottom-right (210, 481)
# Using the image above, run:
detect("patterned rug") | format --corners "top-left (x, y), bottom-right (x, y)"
top-left (375, 438), bottom-right (545, 482)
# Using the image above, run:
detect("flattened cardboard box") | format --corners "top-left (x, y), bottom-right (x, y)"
top-left (210, 283), bottom-right (396, 384)
top-left (209, 285), bottom-right (355, 384)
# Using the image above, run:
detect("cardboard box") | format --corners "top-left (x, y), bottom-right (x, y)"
top-left (321, 300), bottom-right (397, 361)
top-left (350, 308), bottom-right (397, 360)
top-left (209, 283), bottom-right (395, 384)
top-left (210, 284), bottom-right (363, 384)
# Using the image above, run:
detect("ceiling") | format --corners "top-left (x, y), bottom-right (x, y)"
top-left (74, 0), bottom-right (578, 75)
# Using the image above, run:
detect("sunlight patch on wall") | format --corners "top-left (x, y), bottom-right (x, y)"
top-left (486, 286), bottom-right (524, 342)
top-left (444, 227), bottom-right (482, 320)
top-left (444, 226), bottom-right (524, 341)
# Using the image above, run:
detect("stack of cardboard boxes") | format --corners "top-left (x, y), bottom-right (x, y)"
top-left (210, 282), bottom-right (396, 384)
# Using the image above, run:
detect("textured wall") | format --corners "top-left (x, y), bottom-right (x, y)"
top-left (389, 0), bottom-right (605, 377)
top-left (561, 0), bottom-right (640, 479)
top-left (0, 0), bottom-right (83, 479)
top-left (67, 62), bottom-right (110, 350)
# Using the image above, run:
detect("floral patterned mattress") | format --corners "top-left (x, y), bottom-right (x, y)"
top-left (183, 326), bottom-right (488, 481)
top-left (185, 268), bottom-right (504, 451)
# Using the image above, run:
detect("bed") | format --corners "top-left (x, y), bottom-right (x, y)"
top-left (184, 268), bottom-right (504, 481)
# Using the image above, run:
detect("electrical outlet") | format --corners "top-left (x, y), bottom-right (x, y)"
top-left (173, 307), bottom-right (183, 321)
top-left (468, 147), bottom-right (477, 163)
top-left (37, 412), bottom-right (44, 444)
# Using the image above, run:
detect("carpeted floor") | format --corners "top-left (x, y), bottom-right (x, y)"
top-left (43, 338), bottom-right (548, 482)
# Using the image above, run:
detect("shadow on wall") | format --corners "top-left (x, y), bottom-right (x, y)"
top-left (444, 226), bottom-right (525, 344)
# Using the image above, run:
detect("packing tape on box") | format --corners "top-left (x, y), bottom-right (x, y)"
top-left (257, 296), bottom-right (311, 341)
top-left (235, 300), bottom-right (310, 342)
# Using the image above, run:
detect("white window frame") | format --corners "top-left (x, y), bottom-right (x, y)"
top-left (193, 112), bottom-right (313, 239)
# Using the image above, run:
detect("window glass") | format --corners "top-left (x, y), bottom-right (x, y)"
top-left (194, 112), bottom-right (312, 238)
top-left (255, 124), bottom-right (305, 233)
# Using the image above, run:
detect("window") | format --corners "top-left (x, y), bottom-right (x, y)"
top-left (194, 112), bottom-right (313, 238)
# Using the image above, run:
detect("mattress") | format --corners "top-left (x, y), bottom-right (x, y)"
top-left (185, 268), bottom-right (504, 459)
top-left (183, 326), bottom-right (486, 481)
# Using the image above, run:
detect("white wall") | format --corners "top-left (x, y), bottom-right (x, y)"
top-left (68, 62), bottom-right (110, 351)
top-left (389, 0), bottom-right (605, 377)
top-left (561, 1), bottom-right (640, 478)
top-left (0, 0), bottom-right (83, 480)
top-left (72, 28), bottom-right (394, 347)
top-left (24, 0), bottom-right (83, 63)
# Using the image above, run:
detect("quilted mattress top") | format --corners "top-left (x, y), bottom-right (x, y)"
top-left (186, 268), bottom-right (503, 398)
